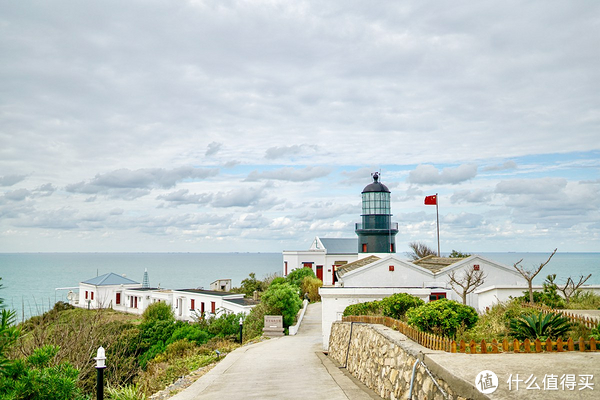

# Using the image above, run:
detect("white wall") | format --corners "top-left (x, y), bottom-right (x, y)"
top-left (319, 287), bottom-right (434, 351)
top-left (283, 250), bottom-right (358, 286)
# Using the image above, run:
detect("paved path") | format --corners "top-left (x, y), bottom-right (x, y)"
top-left (170, 303), bottom-right (379, 400)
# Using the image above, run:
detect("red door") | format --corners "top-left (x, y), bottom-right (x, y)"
top-left (316, 265), bottom-right (323, 281)
top-left (116, 293), bottom-right (121, 305)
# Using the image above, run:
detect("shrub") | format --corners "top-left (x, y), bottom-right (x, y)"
top-left (0, 345), bottom-right (84, 400)
top-left (590, 324), bottom-right (600, 341)
top-left (301, 277), bottom-right (322, 302)
top-left (242, 303), bottom-right (267, 341)
top-left (568, 291), bottom-right (600, 310)
top-left (260, 283), bottom-right (302, 327)
top-left (381, 293), bottom-right (424, 319)
top-left (269, 277), bottom-right (286, 287)
top-left (406, 299), bottom-right (479, 338)
top-left (509, 312), bottom-right (572, 340)
top-left (142, 302), bottom-right (175, 324)
top-left (107, 384), bottom-right (146, 400)
top-left (170, 325), bottom-right (211, 345)
top-left (342, 300), bottom-right (382, 317)
top-left (285, 268), bottom-right (316, 289)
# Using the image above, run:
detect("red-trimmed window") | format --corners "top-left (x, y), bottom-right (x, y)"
top-left (474, 265), bottom-right (480, 271)
top-left (429, 293), bottom-right (446, 301)
top-left (389, 265), bottom-right (394, 272)
top-left (134, 296), bottom-right (138, 308)
top-left (85, 291), bottom-right (88, 300)
top-left (91, 292), bottom-right (94, 300)
top-left (211, 301), bottom-right (216, 314)
top-left (362, 244), bottom-right (367, 252)
top-left (191, 299), bottom-right (195, 310)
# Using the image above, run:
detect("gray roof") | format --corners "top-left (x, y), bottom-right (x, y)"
top-left (225, 298), bottom-right (260, 306)
top-left (320, 238), bottom-right (357, 254)
top-left (176, 289), bottom-right (238, 297)
top-left (412, 255), bottom-right (461, 273)
top-left (337, 255), bottom-right (381, 278)
top-left (82, 272), bottom-right (140, 286)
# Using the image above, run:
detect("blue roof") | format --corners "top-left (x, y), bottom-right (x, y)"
top-left (82, 272), bottom-right (140, 286)
top-left (320, 238), bottom-right (357, 254)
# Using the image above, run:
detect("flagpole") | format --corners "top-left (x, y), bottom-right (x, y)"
top-left (436, 193), bottom-right (440, 256)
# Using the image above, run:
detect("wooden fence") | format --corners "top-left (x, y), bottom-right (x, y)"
top-left (341, 315), bottom-right (599, 354)
top-left (522, 303), bottom-right (600, 329)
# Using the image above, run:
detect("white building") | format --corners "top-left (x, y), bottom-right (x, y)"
top-left (283, 237), bottom-right (359, 285)
top-left (72, 272), bottom-right (257, 321)
top-left (319, 253), bottom-right (529, 349)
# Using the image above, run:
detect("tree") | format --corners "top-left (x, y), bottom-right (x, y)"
top-left (513, 249), bottom-right (557, 304)
top-left (448, 250), bottom-right (471, 258)
top-left (260, 283), bottom-right (302, 327)
top-left (448, 268), bottom-right (487, 304)
top-left (557, 274), bottom-right (592, 305)
top-left (406, 241), bottom-right (437, 261)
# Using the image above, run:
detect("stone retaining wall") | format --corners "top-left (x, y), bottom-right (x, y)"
top-left (328, 321), bottom-right (485, 400)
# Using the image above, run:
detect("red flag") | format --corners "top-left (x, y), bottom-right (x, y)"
top-left (424, 195), bottom-right (437, 205)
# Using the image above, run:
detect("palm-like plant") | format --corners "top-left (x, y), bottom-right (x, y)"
top-left (509, 311), bottom-right (572, 340)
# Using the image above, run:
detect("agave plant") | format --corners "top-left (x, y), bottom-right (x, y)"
top-left (509, 311), bottom-right (572, 340)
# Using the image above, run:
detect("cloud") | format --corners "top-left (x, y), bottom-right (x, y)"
top-left (495, 178), bottom-right (567, 195)
top-left (2, 189), bottom-right (31, 202)
top-left (451, 189), bottom-right (494, 204)
top-left (0, 174), bottom-right (27, 187)
top-left (245, 166), bottom-right (332, 182)
top-left (65, 167), bottom-right (219, 198)
top-left (205, 142), bottom-right (222, 156)
top-left (407, 164), bottom-right (478, 185)
top-left (482, 161), bottom-right (517, 172)
top-left (156, 189), bottom-right (211, 206)
top-left (264, 145), bottom-right (318, 160)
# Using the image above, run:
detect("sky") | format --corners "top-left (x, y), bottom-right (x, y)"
top-left (1, 0), bottom-right (599, 254)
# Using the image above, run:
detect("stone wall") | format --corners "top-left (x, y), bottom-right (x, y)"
top-left (328, 321), bottom-right (485, 400)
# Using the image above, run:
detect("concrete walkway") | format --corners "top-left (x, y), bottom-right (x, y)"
top-left (170, 303), bottom-right (380, 400)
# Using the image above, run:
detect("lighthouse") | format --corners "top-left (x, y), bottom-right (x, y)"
top-left (355, 172), bottom-right (398, 254)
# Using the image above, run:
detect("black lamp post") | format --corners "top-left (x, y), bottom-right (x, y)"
top-left (95, 346), bottom-right (106, 400)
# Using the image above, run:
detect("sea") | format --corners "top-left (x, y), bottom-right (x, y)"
top-left (0, 252), bottom-right (599, 322)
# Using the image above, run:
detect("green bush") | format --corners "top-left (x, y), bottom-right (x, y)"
top-left (285, 268), bottom-right (316, 289)
top-left (269, 277), bottom-right (286, 287)
top-left (406, 299), bottom-right (479, 338)
top-left (142, 302), bottom-right (175, 324)
top-left (509, 312), bottom-right (572, 340)
top-left (301, 277), bottom-right (322, 302)
top-left (242, 303), bottom-right (267, 341)
top-left (381, 293), bottom-right (424, 319)
top-left (568, 291), bottom-right (600, 310)
top-left (170, 325), bottom-right (211, 345)
top-left (342, 300), bottom-right (382, 317)
top-left (260, 283), bottom-right (302, 327)
top-left (0, 345), bottom-right (84, 400)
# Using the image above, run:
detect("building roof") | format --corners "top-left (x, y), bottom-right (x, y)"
top-left (412, 255), bottom-right (461, 273)
top-left (225, 297), bottom-right (260, 306)
top-left (336, 255), bottom-right (381, 277)
top-left (319, 238), bottom-right (357, 254)
top-left (82, 272), bottom-right (140, 286)
top-left (175, 288), bottom-right (239, 297)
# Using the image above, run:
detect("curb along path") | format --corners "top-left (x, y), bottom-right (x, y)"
top-left (169, 303), bottom-right (380, 400)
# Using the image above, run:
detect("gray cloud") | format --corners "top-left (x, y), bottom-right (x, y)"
top-left (495, 177), bottom-right (567, 195)
top-left (483, 161), bottom-right (517, 172)
top-left (245, 166), bottom-right (332, 182)
top-left (0, 174), bottom-right (27, 187)
top-left (205, 142), bottom-right (222, 157)
top-left (65, 167), bottom-right (219, 197)
top-left (451, 189), bottom-right (494, 204)
top-left (264, 145), bottom-right (318, 160)
top-left (407, 164), bottom-right (478, 185)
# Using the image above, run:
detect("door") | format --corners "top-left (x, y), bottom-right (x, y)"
top-left (316, 265), bottom-right (323, 281)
